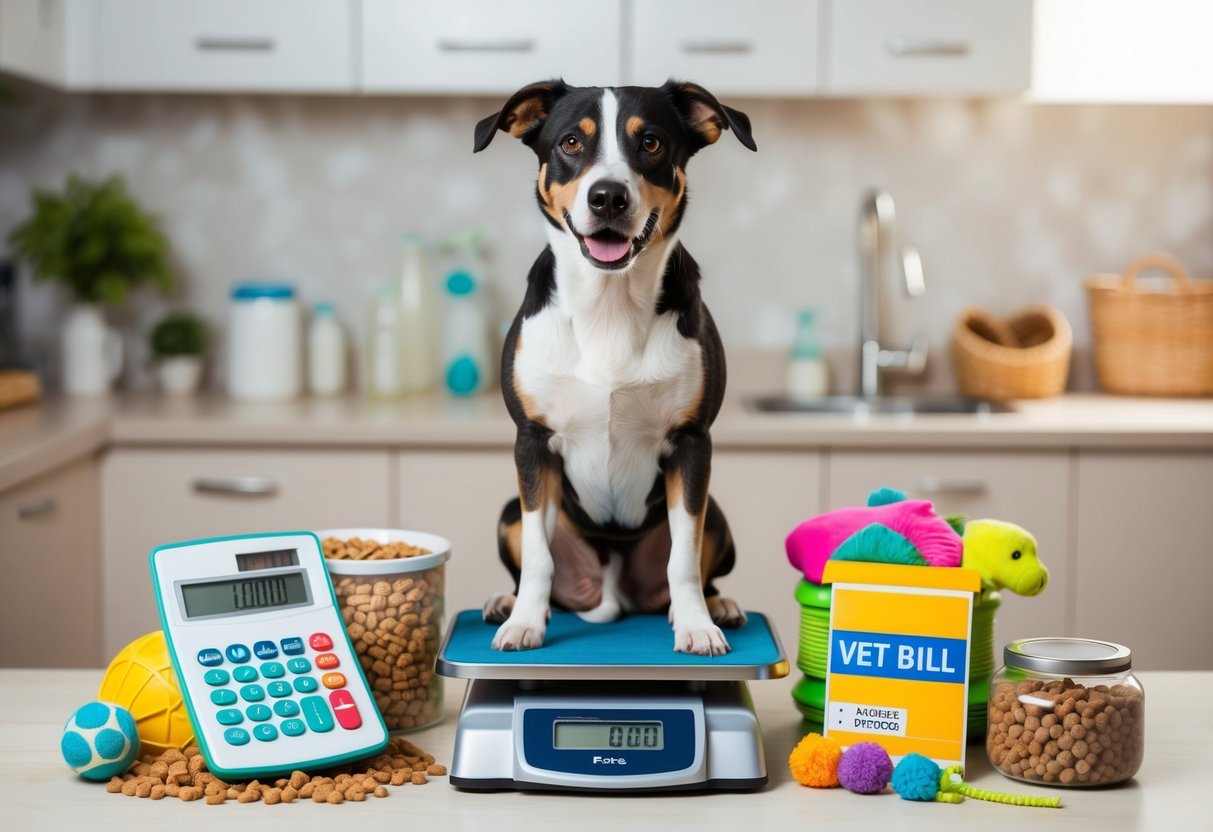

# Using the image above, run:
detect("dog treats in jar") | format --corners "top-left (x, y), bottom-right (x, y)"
top-left (987, 638), bottom-right (1143, 787)
top-left (319, 529), bottom-right (451, 733)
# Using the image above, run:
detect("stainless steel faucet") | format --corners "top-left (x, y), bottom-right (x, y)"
top-left (858, 190), bottom-right (929, 398)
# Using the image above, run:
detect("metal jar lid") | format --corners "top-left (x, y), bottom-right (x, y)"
top-left (1004, 637), bottom-right (1132, 675)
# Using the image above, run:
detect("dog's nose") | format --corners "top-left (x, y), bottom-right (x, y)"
top-left (587, 180), bottom-right (629, 222)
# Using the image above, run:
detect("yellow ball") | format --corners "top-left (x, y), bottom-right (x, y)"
top-left (98, 631), bottom-right (194, 756)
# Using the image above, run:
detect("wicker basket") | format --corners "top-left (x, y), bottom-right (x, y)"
top-left (1087, 253), bottom-right (1213, 396)
top-left (952, 305), bottom-right (1072, 400)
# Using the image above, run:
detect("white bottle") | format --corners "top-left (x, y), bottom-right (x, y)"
top-left (307, 302), bottom-right (346, 397)
top-left (228, 281), bottom-right (302, 401)
top-left (441, 269), bottom-right (492, 396)
top-left (397, 233), bottom-right (438, 394)
top-left (786, 308), bottom-right (829, 398)
top-left (366, 285), bottom-right (403, 399)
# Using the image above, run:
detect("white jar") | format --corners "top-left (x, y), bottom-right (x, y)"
top-left (307, 302), bottom-right (346, 397)
top-left (227, 282), bottom-right (302, 401)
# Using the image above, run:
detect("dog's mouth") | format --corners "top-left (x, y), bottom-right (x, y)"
top-left (565, 212), bottom-right (659, 271)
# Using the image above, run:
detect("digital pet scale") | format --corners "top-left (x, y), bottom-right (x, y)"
top-left (436, 610), bottom-right (789, 792)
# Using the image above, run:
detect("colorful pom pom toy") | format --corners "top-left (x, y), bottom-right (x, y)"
top-left (788, 732), bottom-right (842, 787)
top-left (837, 742), bottom-right (893, 794)
top-left (891, 753), bottom-right (1061, 808)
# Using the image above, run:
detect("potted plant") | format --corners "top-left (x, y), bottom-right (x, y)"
top-left (149, 312), bottom-right (207, 396)
top-left (7, 174), bottom-right (172, 395)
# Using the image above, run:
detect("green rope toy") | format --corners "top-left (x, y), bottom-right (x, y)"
top-left (892, 753), bottom-right (1062, 809)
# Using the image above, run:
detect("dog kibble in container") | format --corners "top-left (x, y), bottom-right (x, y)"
top-left (987, 638), bottom-right (1143, 787)
top-left (318, 529), bottom-right (451, 733)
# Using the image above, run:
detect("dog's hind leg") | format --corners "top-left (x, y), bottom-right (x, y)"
top-left (702, 496), bottom-right (747, 628)
top-left (484, 498), bottom-right (524, 624)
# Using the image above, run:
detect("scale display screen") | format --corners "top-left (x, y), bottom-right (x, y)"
top-left (180, 570), bottom-right (311, 619)
top-left (553, 721), bottom-right (663, 750)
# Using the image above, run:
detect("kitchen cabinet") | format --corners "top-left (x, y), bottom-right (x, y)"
top-left (822, 0), bottom-right (1032, 96)
top-left (0, 0), bottom-right (94, 88)
top-left (101, 447), bottom-right (393, 657)
top-left (826, 449), bottom-right (1072, 659)
top-left (1074, 451), bottom-right (1213, 670)
top-left (626, 0), bottom-right (819, 96)
top-left (95, 0), bottom-right (356, 92)
top-left (0, 455), bottom-right (101, 668)
top-left (361, 0), bottom-right (622, 94)
top-left (1032, 0), bottom-right (1213, 103)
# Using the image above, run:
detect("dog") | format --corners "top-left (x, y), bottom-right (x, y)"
top-left (473, 79), bottom-right (756, 656)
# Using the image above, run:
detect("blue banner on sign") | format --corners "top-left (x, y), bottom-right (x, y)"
top-left (829, 630), bottom-right (968, 684)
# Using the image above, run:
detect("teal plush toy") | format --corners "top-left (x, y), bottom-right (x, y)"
top-left (61, 701), bottom-right (140, 781)
top-left (892, 753), bottom-right (1061, 808)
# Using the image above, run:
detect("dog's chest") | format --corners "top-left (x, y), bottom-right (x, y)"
top-left (515, 305), bottom-right (703, 528)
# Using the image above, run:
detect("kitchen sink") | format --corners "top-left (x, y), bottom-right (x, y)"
top-left (746, 394), bottom-right (1014, 416)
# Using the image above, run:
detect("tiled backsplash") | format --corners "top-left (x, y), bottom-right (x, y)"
top-left (2, 86), bottom-right (1211, 393)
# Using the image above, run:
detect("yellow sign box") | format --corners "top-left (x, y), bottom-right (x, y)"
top-left (821, 561), bottom-right (981, 767)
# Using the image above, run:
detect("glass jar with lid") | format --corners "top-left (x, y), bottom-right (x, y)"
top-left (987, 637), bottom-right (1143, 787)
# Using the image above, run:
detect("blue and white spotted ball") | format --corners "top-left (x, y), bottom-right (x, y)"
top-left (61, 701), bottom-right (140, 781)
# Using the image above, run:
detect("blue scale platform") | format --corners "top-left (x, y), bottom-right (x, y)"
top-left (436, 610), bottom-right (789, 681)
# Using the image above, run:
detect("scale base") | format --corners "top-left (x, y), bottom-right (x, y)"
top-left (449, 678), bottom-right (768, 793)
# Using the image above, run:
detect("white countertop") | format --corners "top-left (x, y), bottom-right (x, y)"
top-left (0, 669), bottom-right (1206, 831)
top-left (3, 391), bottom-right (1213, 491)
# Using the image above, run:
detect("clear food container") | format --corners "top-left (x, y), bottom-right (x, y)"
top-left (987, 637), bottom-right (1143, 787)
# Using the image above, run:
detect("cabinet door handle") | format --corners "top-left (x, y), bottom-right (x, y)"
top-left (916, 476), bottom-right (987, 497)
top-left (437, 38), bottom-right (535, 54)
top-left (681, 40), bottom-right (754, 55)
top-left (192, 476), bottom-right (278, 497)
top-left (195, 37), bottom-right (276, 53)
top-left (885, 38), bottom-right (970, 58)
top-left (17, 497), bottom-right (57, 519)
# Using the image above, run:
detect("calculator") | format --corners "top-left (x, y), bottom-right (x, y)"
top-left (150, 531), bottom-right (389, 779)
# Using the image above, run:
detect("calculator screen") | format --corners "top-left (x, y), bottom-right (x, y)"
top-left (180, 570), bottom-right (311, 619)
top-left (236, 549), bottom-right (300, 572)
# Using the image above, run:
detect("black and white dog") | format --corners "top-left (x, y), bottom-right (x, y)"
top-left (473, 80), bottom-right (756, 655)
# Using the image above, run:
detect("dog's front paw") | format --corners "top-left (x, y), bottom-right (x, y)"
top-left (492, 614), bottom-right (548, 651)
top-left (672, 619), bottom-right (731, 656)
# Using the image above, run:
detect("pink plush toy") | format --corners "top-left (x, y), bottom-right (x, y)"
top-left (786, 487), bottom-right (963, 584)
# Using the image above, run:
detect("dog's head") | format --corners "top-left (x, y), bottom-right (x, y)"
top-left (474, 80), bottom-right (755, 272)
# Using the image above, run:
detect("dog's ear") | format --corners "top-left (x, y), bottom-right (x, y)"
top-left (474, 79), bottom-right (568, 153)
top-left (662, 80), bottom-right (757, 153)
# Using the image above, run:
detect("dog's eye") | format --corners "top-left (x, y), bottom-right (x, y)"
top-left (560, 135), bottom-right (582, 155)
top-left (641, 134), bottom-right (663, 154)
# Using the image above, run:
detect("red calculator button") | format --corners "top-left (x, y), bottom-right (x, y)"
top-left (315, 653), bottom-right (340, 670)
top-left (322, 672), bottom-right (346, 689)
top-left (309, 632), bottom-right (333, 651)
top-left (329, 690), bottom-right (361, 730)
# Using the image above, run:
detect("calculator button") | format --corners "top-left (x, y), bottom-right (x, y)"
top-left (210, 689), bottom-right (238, 706)
top-left (253, 640), bottom-right (279, 660)
top-left (253, 724), bottom-right (278, 743)
top-left (224, 728), bottom-right (250, 746)
top-left (216, 708), bottom-right (244, 726)
top-left (266, 681), bottom-right (293, 698)
top-left (197, 649), bottom-right (224, 667)
top-left (322, 672), bottom-right (346, 690)
top-left (260, 662), bottom-right (285, 678)
top-left (239, 684), bottom-right (265, 702)
top-left (246, 704), bottom-right (272, 722)
top-left (225, 644), bottom-right (251, 664)
top-left (293, 676), bottom-right (319, 694)
top-left (328, 690), bottom-right (362, 731)
top-left (315, 653), bottom-right (340, 670)
top-left (203, 669), bottom-right (230, 686)
top-left (233, 666), bottom-right (259, 683)
top-left (274, 700), bottom-right (301, 718)
top-left (309, 632), bottom-right (334, 651)
top-left (280, 637), bottom-right (305, 656)
top-left (300, 695), bottom-right (335, 733)
top-left (280, 718), bottom-right (306, 737)
top-left (287, 658), bottom-right (312, 674)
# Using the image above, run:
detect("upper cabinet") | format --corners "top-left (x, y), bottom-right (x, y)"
top-left (821, 0), bottom-right (1032, 96)
top-left (362, 0), bottom-right (621, 94)
top-left (1032, 0), bottom-right (1213, 103)
top-left (627, 0), bottom-right (820, 96)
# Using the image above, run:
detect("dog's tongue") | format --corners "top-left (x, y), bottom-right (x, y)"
top-left (585, 234), bottom-right (630, 263)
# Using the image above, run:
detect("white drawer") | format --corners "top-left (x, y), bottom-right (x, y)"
top-left (361, 0), bottom-right (622, 94)
top-left (824, 0), bottom-right (1031, 96)
top-left (96, 0), bottom-right (355, 92)
top-left (629, 0), bottom-right (819, 96)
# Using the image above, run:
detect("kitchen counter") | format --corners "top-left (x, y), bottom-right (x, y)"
top-left (0, 669), bottom-right (1206, 831)
top-left (3, 391), bottom-right (1213, 491)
